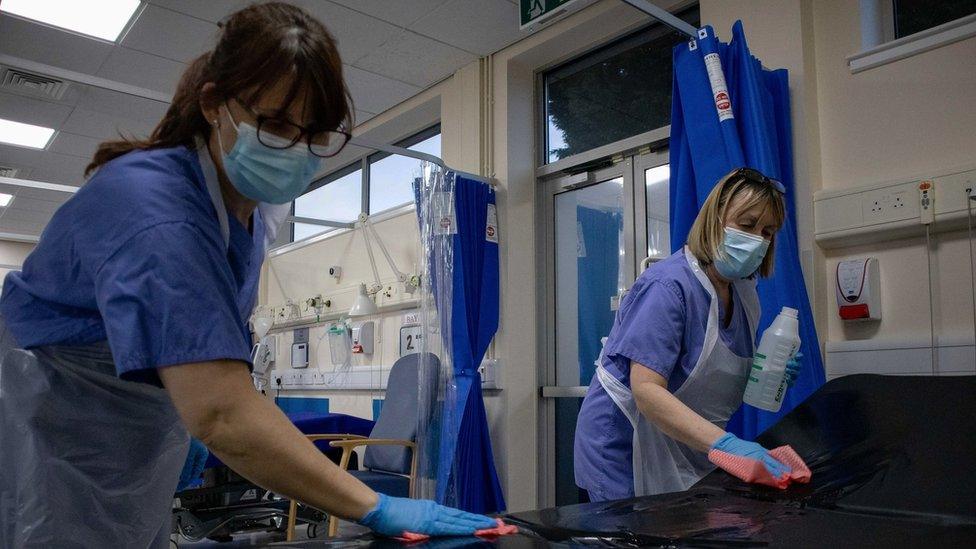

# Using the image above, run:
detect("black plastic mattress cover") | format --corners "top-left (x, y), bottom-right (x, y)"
top-left (503, 374), bottom-right (976, 547)
top-left (274, 374), bottom-right (975, 548)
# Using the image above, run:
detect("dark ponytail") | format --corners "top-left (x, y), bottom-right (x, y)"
top-left (85, 2), bottom-right (353, 176)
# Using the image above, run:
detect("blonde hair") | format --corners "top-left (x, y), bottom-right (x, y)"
top-left (686, 169), bottom-right (786, 278)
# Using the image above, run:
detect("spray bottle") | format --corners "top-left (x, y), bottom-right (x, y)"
top-left (743, 307), bottom-right (801, 412)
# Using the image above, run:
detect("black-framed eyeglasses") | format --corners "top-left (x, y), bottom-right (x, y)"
top-left (732, 167), bottom-right (786, 194)
top-left (231, 97), bottom-right (351, 158)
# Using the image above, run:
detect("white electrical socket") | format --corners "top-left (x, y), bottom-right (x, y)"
top-left (863, 188), bottom-right (912, 223)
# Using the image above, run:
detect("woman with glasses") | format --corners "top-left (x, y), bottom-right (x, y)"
top-left (573, 168), bottom-right (804, 501)
top-left (0, 3), bottom-right (494, 546)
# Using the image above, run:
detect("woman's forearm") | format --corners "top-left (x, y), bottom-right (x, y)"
top-left (160, 361), bottom-right (378, 521)
top-left (630, 363), bottom-right (725, 452)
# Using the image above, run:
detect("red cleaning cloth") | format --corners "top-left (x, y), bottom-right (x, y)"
top-left (398, 519), bottom-right (519, 543)
top-left (708, 445), bottom-right (812, 489)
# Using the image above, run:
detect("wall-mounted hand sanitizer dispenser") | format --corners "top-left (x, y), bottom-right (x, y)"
top-left (836, 257), bottom-right (881, 321)
top-left (351, 321), bottom-right (374, 355)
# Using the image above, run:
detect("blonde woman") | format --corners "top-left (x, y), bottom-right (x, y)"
top-left (574, 167), bottom-right (801, 500)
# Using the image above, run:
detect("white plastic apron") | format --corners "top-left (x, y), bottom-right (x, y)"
top-left (0, 142), bottom-right (284, 548)
top-left (598, 247), bottom-right (760, 496)
top-left (0, 324), bottom-right (190, 548)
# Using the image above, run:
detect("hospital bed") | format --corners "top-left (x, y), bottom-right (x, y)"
top-left (272, 374), bottom-right (975, 548)
top-left (172, 411), bottom-right (374, 542)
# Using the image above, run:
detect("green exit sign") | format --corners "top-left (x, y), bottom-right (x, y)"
top-left (520, 0), bottom-right (586, 29)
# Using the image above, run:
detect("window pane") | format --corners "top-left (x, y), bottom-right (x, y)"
top-left (544, 8), bottom-right (698, 163)
top-left (293, 168), bottom-right (362, 241)
top-left (645, 164), bottom-right (670, 259)
top-left (369, 133), bottom-right (441, 214)
top-left (894, 0), bottom-right (976, 38)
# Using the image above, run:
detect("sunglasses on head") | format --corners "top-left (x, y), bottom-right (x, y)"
top-left (732, 167), bottom-right (786, 194)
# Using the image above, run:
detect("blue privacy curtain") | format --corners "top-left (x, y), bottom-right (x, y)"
top-left (422, 172), bottom-right (506, 513)
top-left (669, 22), bottom-right (825, 439)
top-left (576, 206), bottom-right (623, 385)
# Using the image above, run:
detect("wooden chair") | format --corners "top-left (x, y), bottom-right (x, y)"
top-left (284, 433), bottom-right (365, 541)
top-left (284, 353), bottom-right (438, 540)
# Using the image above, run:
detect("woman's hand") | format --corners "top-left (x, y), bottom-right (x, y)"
top-left (785, 352), bottom-right (802, 387)
top-left (709, 432), bottom-right (791, 477)
top-left (358, 494), bottom-right (496, 537)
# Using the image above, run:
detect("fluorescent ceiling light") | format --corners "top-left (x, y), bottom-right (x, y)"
top-left (0, 194), bottom-right (13, 207)
top-left (1, 0), bottom-right (141, 42)
top-left (0, 118), bottom-right (56, 149)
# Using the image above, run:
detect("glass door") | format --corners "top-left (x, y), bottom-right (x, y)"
top-left (540, 149), bottom-right (669, 507)
top-left (542, 161), bottom-right (635, 506)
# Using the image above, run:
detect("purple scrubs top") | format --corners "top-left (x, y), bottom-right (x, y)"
top-left (574, 249), bottom-right (754, 501)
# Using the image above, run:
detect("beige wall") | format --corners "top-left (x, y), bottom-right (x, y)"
top-left (703, 0), bottom-right (976, 375)
top-left (810, 1), bottom-right (976, 365)
top-left (0, 240), bottom-right (34, 286)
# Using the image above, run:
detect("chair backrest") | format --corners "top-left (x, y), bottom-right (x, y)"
top-left (363, 352), bottom-right (440, 475)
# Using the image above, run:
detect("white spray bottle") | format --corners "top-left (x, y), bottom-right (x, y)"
top-left (743, 306), bottom-right (801, 412)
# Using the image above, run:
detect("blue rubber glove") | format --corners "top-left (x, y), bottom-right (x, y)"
top-left (711, 432), bottom-right (791, 477)
top-left (177, 438), bottom-right (209, 491)
top-left (785, 352), bottom-right (803, 387)
top-left (358, 493), bottom-right (496, 537)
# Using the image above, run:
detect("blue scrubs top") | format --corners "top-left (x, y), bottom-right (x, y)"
top-left (0, 145), bottom-right (266, 386)
top-left (574, 249), bottom-right (754, 501)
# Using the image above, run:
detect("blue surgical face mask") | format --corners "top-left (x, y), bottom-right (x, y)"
top-left (714, 227), bottom-right (770, 280)
top-left (217, 106), bottom-right (321, 205)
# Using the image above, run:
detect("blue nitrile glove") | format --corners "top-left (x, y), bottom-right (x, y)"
top-left (785, 352), bottom-right (803, 387)
top-left (177, 438), bottom-right (209, 491)
top-left (711, 432), bottom-right (791, 477)
top-left (358, 493), bottom-right (496, 537)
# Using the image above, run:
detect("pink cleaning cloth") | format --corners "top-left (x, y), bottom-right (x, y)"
top-left (708, 445), bottom-right (812, 489)
top-left (475, 518), bottom-right (519, 537)
top-left (398, 519), bottom-right (519, 543)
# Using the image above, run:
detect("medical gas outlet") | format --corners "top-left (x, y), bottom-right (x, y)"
top-left (835, 258), bottom-right (881, 321)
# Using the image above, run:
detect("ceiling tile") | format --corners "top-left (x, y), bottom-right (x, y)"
top-left (354, 30), bottom-right (477, 87)
top-left (0, 14), bottom-right (114, 74)
top-left (76, 86), bottom-right (170, 124)
top-left (48, 132), bottom-right (102, 160)
top-left (147, 0), bottom-right (248, 23)
top-left (0, 143), bottom-right (46, 167)
top-left (0, 185), bottom-right (75, 201)
top-left (287, 1), bottom-right (402, 64)
top-left (60, 108), bottom-right (156, 142)
top-left (0, 91), bottom-right (74, 129)
top-left (21, 153), bottom-right (90, 185)
top-left (354, 110), bottom-right (376, 126)
top-left (96, 47), bottom-right (185, 96)
top-left (0, 208), bottom-right (53, 224)
top-left (122, 4), bottom-right (217, 63)
top-left (343, 65), bottom-right (421, 115)
top-left (410, 0), bottom-right (526, 55)
top-left (3, 196), bottom-right (63, 215)
top-left (328, 0), bottom-right (450, 27)
top-left (0, 218), bottom-right (47, 235)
